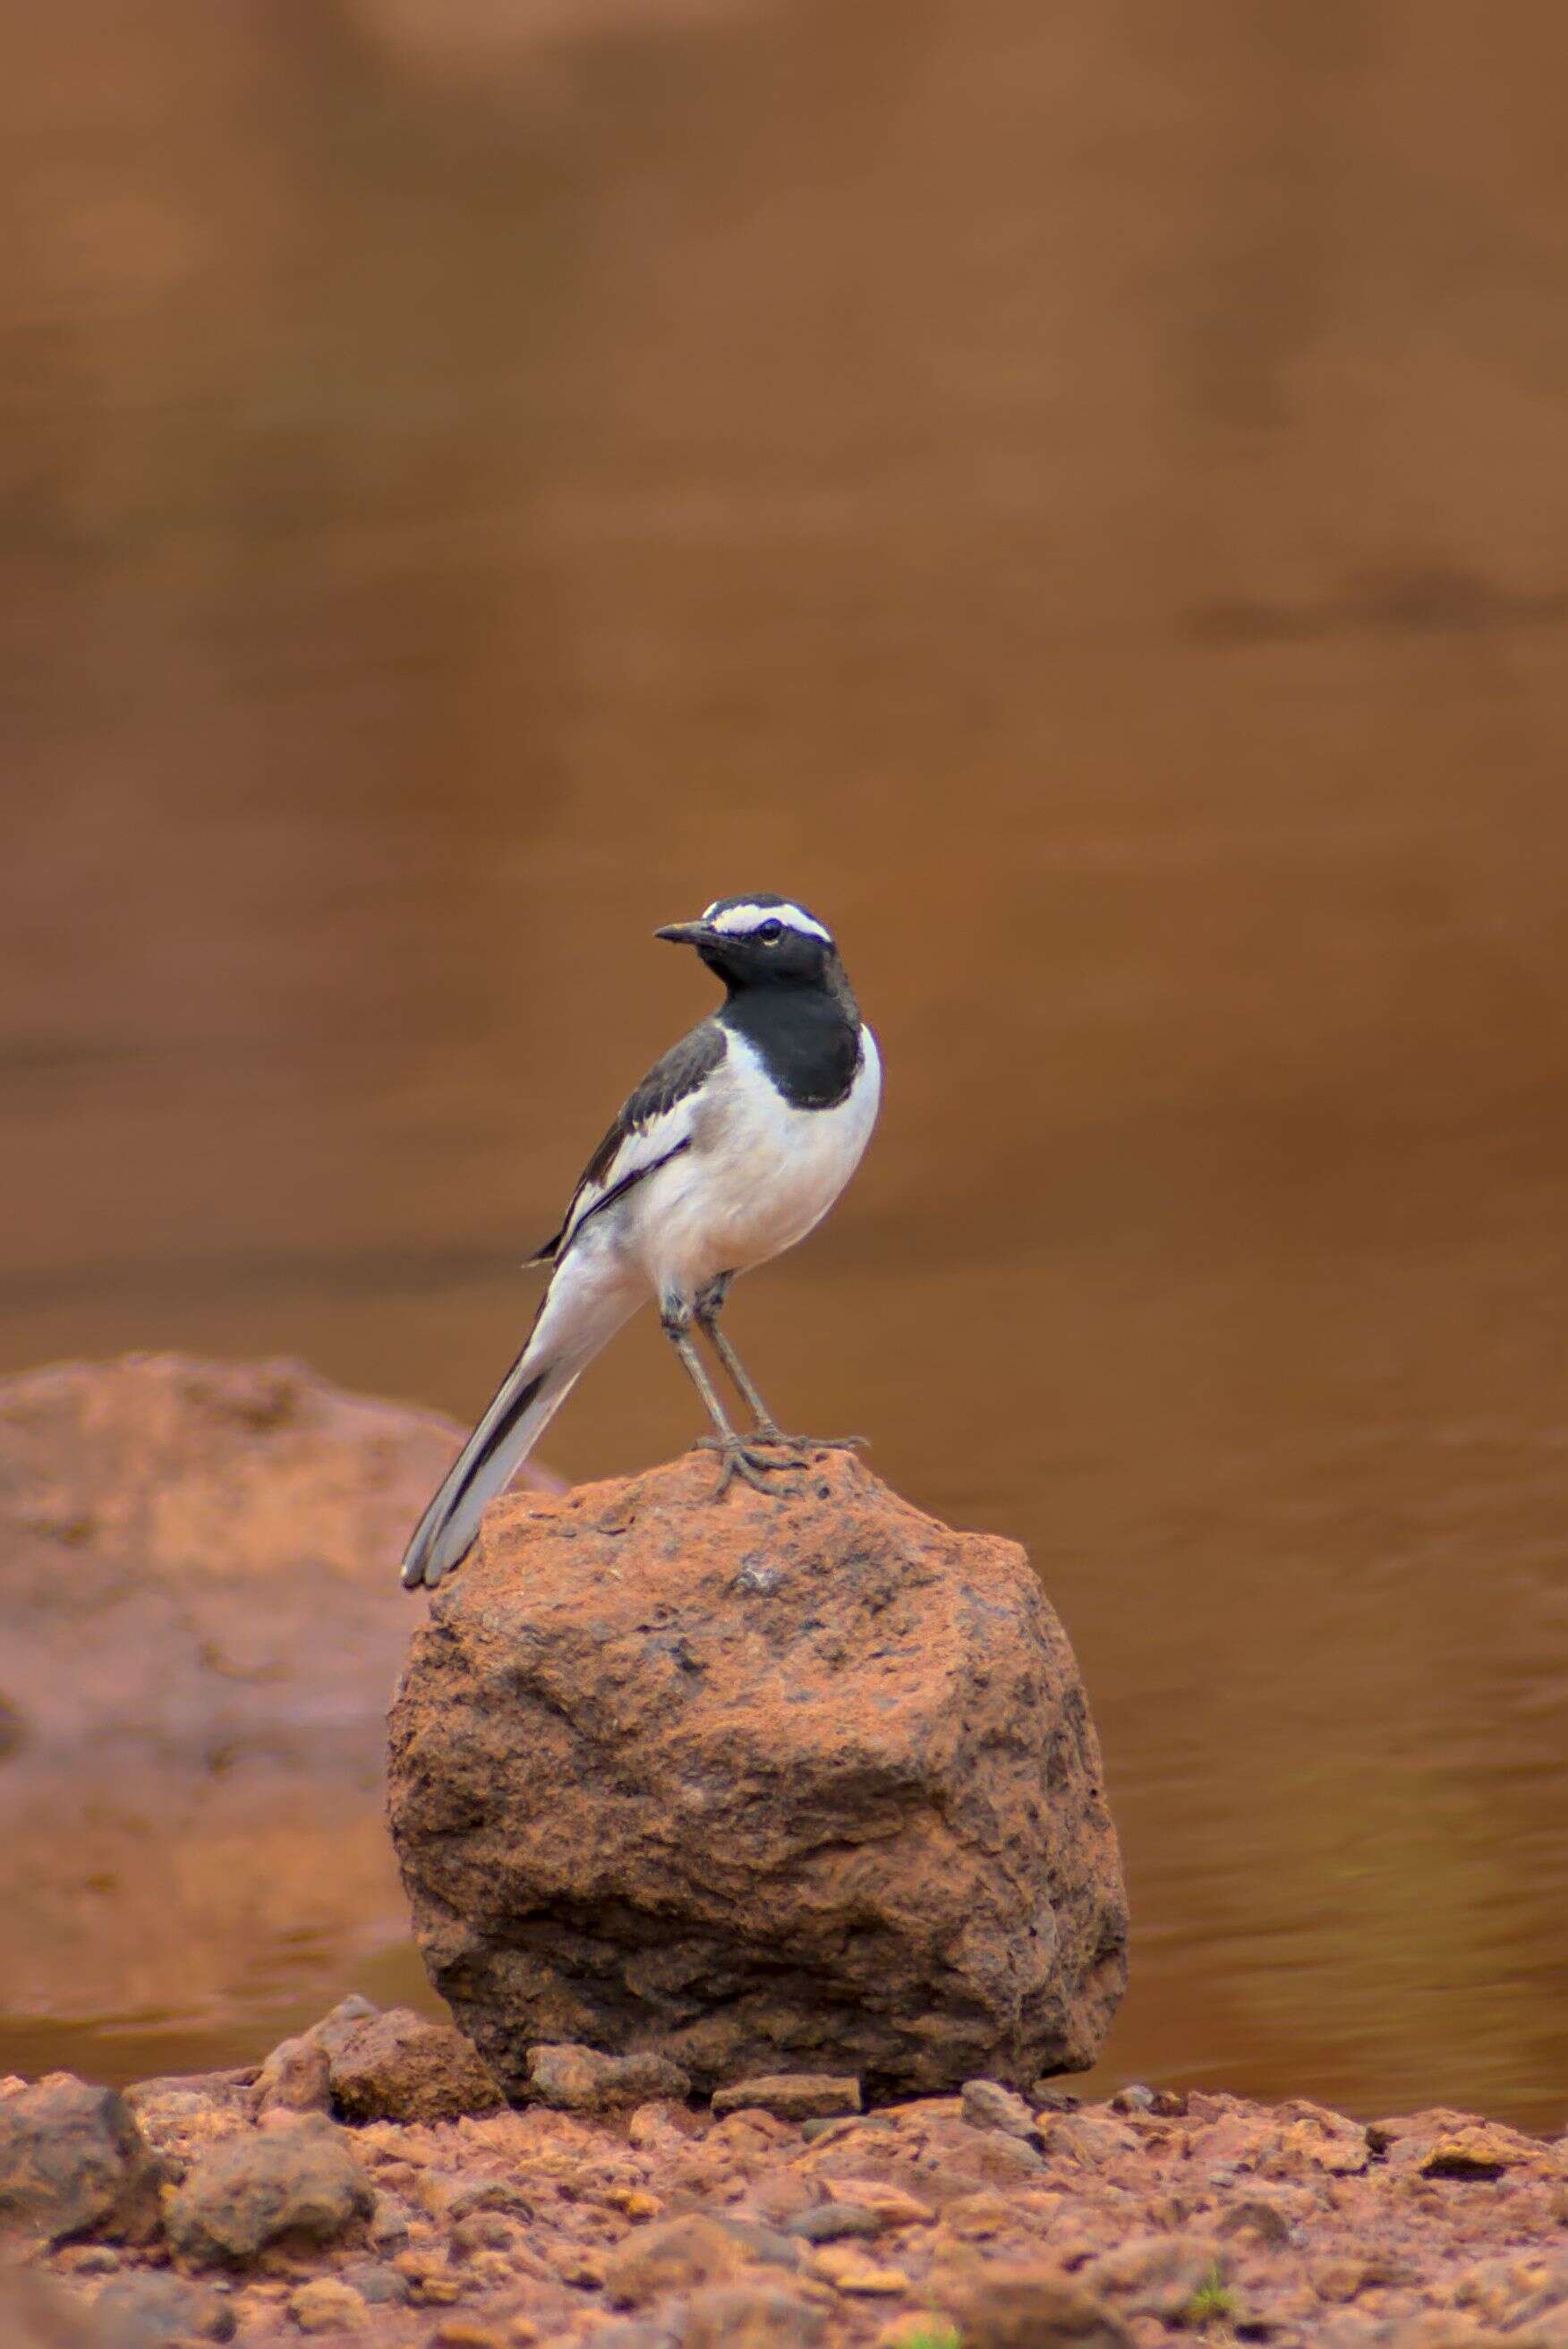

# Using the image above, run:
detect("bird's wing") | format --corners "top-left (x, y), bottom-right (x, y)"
top-left (528, 1017), bottom-right (729, 1266)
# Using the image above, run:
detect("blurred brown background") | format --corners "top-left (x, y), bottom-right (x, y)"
top-left (3, 0), bottom-right (1566, 2127)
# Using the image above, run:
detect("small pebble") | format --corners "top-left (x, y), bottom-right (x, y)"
top-left (808, 2245), bottom-right (910, 2295)
top-left (288, 2276), bottom-right (365, 2334)
top-left (787, 2202), bottom-right (883, 2242)
top-left (55, 2243), bottom-right (120, 2274)
top-left (1112, 2082), bottom-right (1156, 2113)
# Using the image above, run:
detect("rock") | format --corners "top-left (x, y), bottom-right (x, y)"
top-left (961, 2080), bottom-right (1039, 2140)
top-left (287, 2276), bottom-right (365, 2334)
top-left (1215, 2194), bottom-right (1293, 2246)
top-left (328, 2008), bottom-right (503, 2124)
top-left (306, 1998), bottom-right (382, 2060)
top-left (678, 2284), bottom-right (826, 2347)
top-left (1265, 2114), bottom-right (1369, 2177)
top-left (1109, 2083), bottom-right (1155, 2113)
top-left (119, 2071), bottom-right (255, 2190)
top-left (525, 2043), bottom-right (691, 2113)
top-left (1314, 2256), bottom-right (1391, 2302)
top-left (626, 2100), bottom-right (703, 2156)
top-left (822, 2179), bottom-right (935, 2226)
top-left (1413, 2127), bottom-right (1530, 2181)
top-left (251, 2000), bottom-right (389, 2119)
top-left (445, 2177), bottom-right (535, 2223)
top-left (786, 2203), bottom-right (883, 2242)
top-left (602, 2212), bottom-right (760, 2307)
top-left (0, 2075), bottom-right (166, 2244)
top-left (706, 2215), bottom-right (801, 2272)
top-left (738, 2173), bottom-right (813, 2230)
top-left (0, 1356), bottom-right (507, 2040)
top-left (936, 2187), bottom-right (1018, 2242)
top-left (1083, 2234), bottom-right (1227, 2319)
top-left (0, 1355), bottom-right (472, 1751)
top-left (90, 2272), bottom-right (236, 2345)
top-left (165, 2117), bottom-right (372, 2268)
top-left (936, 2268), bottom-right (1133, 2348)
top-left (251, 2037), bottom-right (331, 2118)
top-left (366, 2195), bottom-right (410, 2251)
top-left (1028, 2084), bottom-right (1081, 2114)
top-left (337, 2259), bottom-right (411, 2306)
top-left (942, 2124), bottom-right (1045, 2183)
top-left (1367, 2107), bottom-right (1478, 2156)
top-left (807, 2244), bottom-right (910, 2293)
top-left (394, 2245), bottom-right (467, 2300)
top-left (712, 2077), bottom-right (862, 2124)
top-left (388, 1453), bottom-right (1126, 2098)
top-left (1037, 2114), bottom-right (1138, 2169)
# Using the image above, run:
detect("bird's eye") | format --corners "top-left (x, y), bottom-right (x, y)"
top-left (755, 919), bottom-right (784, 944)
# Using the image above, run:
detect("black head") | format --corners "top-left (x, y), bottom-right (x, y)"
top-left (655, 893), bottom-right (842, 994)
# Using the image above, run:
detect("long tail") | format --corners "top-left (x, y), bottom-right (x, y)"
top-left (400, 1251), bottom-right (639, 1590)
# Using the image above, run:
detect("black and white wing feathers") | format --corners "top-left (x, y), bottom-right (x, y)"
top-left (528, 1017), bottom-right (729, 1267)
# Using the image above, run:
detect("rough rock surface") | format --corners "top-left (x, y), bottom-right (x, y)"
top-left (328, 2008), bottom-right (504, 2126)
top-left (19, 2028), bottom-right (1567, 2349)
top-left (245, 1995), bottom-right (382, 2120)
top-left (0, 2076), bottom-right (165, 2245)
top-left (388, 1451), bottom-right (1128, 2099)
top-left (713, 2078), bottom-right (864, 2124)
top-left (526, 2044), bottom-right (692, 2114)
top-left (164, 2117), bottom-right (372, 2268)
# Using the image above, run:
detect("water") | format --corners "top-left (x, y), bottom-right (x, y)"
top-left (2, 0), bottom-right (1565, 2131)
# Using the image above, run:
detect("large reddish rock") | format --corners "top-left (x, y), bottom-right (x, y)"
top-left (0, 1352), bottom-right (471, 1752)
top-left (0, 1354), bottom-right (550, 2037)
top-left (327, 2005), bottom-right (505, 2124)
top-left (388, 1452), bottom-right (1127, 2099)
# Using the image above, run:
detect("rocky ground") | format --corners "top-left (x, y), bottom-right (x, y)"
top-left (3, 2001), bottom-right (1564, 2349)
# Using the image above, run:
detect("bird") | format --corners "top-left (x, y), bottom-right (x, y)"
top-left (399, 893), bottom-right (882, 1590)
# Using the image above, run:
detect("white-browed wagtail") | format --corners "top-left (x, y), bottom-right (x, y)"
top-left (400, 895), bottom-right (882, 1589)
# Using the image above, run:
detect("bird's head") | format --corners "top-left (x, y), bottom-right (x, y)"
top-left (655, 895), bottom-right (840, 992)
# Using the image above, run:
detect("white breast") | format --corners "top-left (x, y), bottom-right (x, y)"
top-left (626, 1026), bottom-right (882, 1306)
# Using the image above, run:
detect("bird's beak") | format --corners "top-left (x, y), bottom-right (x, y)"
top-left (654, 920), bottom-right (716, 948)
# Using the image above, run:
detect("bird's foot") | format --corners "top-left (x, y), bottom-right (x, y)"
top-left (695, 1433), bottom-right (803, 1498)
top-left (741, 1430), bottom-right (868, 1458)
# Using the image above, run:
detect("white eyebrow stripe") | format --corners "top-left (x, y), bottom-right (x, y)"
top-left (704, 900), bottom-right (832, 943)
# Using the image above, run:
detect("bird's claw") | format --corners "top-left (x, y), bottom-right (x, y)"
top-left (695, 1434), bottom-right (799, 1497)
top-left (695, 1431), bottom-right (867, 1496)
top-left (746, 1431), bottom-right (868, 1457)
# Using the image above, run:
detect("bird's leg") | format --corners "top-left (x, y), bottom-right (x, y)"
top-left (692, 1278), bottom-right (866, 1465)
top-left (694, 1275), bottom-right (783, 1434)
top-left (661, 1304), bottom-right (797, 1499)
